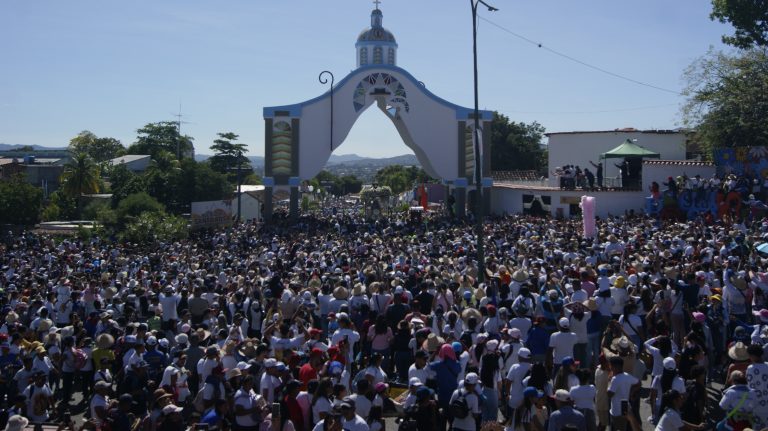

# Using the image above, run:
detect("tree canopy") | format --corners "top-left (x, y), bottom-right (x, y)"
top-left (68, 131), bottom-right (125, 162)
top-left (127, 122), bottom-right (195, 160)
top-left (208, 132), bottom-right (251, 176)
top-left (490, 112), bottom-right (547, 172)
top-left (711, 0), bottom-right (768, 48)
top-left (682, 48), bottom-right (768, 152)
top-left (0, 176), bottom-right (42, 225)
top-left (60, 152), bottom-right (101, 216)
top-left (374, 165), bottom-right (430, 194)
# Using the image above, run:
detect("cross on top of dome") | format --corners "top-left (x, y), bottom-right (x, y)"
top-left (373, 0), bottom-right (381, 10)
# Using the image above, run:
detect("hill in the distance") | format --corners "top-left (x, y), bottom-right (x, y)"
top-left (194, 153), bottom-right (419, 169)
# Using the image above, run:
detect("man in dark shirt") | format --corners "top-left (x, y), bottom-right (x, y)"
top-left (386, 292), bottom-right (409, 332)
top-left (122, 361), bottom-right (149, 416)
top-left (415, 283), bottom-right (434, 315)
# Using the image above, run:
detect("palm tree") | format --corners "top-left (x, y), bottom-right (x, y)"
top-left (60, 152), bottom-right (101, 218)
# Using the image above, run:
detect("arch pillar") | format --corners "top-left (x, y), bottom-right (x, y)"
top-left (454, 178), bottom-right (467, 219)
top-left (263, 177), bottom-right (274, 223)
top-left (289, 177), bottom-right (301, 222)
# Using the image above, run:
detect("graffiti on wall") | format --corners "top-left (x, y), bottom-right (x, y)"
top-left (714, 147), bottom-right (768, 178)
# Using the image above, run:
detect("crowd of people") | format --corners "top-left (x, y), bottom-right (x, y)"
top-left (2, 208), bottom-right (768, 431)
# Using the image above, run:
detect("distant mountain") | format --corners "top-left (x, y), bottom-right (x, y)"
top-left (194, 153), bottom-right (418, 169)
top-left (0, 144), bottom-right (67, 152)
top-left (328, 154), bottom-right (366, 163)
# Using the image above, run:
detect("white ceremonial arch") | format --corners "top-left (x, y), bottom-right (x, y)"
top-left (262, 5), bottom-right (493, 221)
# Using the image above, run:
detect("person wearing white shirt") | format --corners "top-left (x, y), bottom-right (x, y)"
top-left (649, 358), bottom-right (686, 422)
top-left (90, 381), bottom-right (111, 427)
top-left (407, 350), bottom-right (432, 385)
top-left (548, 318), bottom-right (578, 371)
top-left (158, 289), bottom-right (181, 324)
top-left (607, 357), bottom-right (640, 431)
top-left (504, 348), bottom-right (533, 417)
top-left (449, 373), bottom-right (481, 431)
top-left (234, 375), bottom-right (264, 430)
top-left (570, 369), bottom-right (597, 431)
top-left (331, 317), bottom-right (361, 366)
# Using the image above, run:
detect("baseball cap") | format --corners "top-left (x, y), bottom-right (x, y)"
top-left (465, 373), bottom-right (479, 385)
top-left (553, 389), bottom-right (572, 402)
top-left (558, 317), bottom-right (570, 328)
top-left (162, 404), bottom-right (184, 414)
top-left (523, 386), bottom-right (543, 398)
top-left (663, 357), bottom-right (677, 370)
top-left (409, 377), bottom-right (423, 387)
top-left (508, 328), bottom-right (521, 339)
top-left (264, 358), bottom-right (277, 368)
top-left (561, 356), bottom-right (577, 367)
top-left (518, 348), bottom-right (531, 359)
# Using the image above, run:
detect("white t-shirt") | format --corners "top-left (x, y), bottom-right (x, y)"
top-left (90, 394), bottom-right (109, 426)
top-left (233, 388), bottom-right (260, 427)
top-left (570, 384), bottom-right (596, 410)
top-left (331, 328), bottom-right (361, 364)
top-left (260, 373), bottom-right (280, 403)
top-left (619, 314), bottom-right (643, 338)
top-left (566, 310), bottom-right (590, 344)
top-left (506, 362), bottom-right (532, 408)
top-left (342, 414), bottom-right (370, 431)
top-left (608, 373), bottom-right (639, 416)
top-left (351, 393), bottom-right (373, 419)
top-left (655, 408), bottom-right (684, 431)
top-left (508, 317), bottom-right (532, 342)
top-left (312, 396), bottom-right (332, 423)
top-left (650, 376), bottom-right (686, 408)
top-left (450, 388), bottom-right (480, 431)
top-left (24, 383), bottom-right (53, 423)
top-left (408, 364), bottom-right (431, 385)
top-left (159, 293), bottom-right (180, 321)
top-left (549, 331), bottom-right (578, 363)
top-left (202, 382), bottom-right (226, 401)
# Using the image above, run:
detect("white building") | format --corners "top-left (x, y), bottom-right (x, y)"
top-left (546, 128), bottom-right (687, 187)
top-left (109, 155), bottom-right (151, 173)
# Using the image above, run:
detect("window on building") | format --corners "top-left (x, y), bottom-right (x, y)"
top-left (359, 47), bottom-right (368, 66)
top-left (373, 47), bottom-right (383, 64)
top-left (387, 48), bottom-right (395, 65)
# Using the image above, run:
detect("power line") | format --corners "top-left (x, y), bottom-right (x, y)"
top-left (501, 102), bottom-right (679, 115)
top-left (478, 15), bottom-right (683, 96)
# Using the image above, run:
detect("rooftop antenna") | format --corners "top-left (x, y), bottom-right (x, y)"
top-left (172, 102), bottom-right (191, 159)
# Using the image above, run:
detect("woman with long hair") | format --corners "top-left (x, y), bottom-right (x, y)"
top-left (650, 358), bottom-right (685, 424)
top-left (553, 357), bottom-right (578, 391)
top-left (311, 377), bottom-right (333, 423)
top-left (655, 389), bottom-right (704, 431)
top-left (367, 315), bottom-right (393, 372)
top-left (507, 387), bottom-right (546, 431)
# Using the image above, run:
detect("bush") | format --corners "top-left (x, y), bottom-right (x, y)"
top-left (116, 192), bottom-right (165, 226)
top-left (41, 203), bottom-right (61, 222)
top-left (120, 212), bottom-right (188, 244)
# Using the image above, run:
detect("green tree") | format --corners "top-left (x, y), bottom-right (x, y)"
top-left (711, 0), bottom-right (768, 49)
top-left (121, 212), bottom-right (188, 244)
top-left (107, 165), bottom-right (148, 206)
top-left (0, 176), bottom-right (42, 225)
top-left (681, 48), bottom-right (768, 152)
top-left (490, 112), bottom-right (547, 173)
top-left (68, 131), bottom-right (125, 162)
top-left (374, 165), bottom-right (431, 194)
top-left (116, 192), bottom-right (165, 226)
top-left (127, 122), bottom-right (194, 160)
top-left (337, 175), bottom-right (363, 195)
top-left (60, 152), bottom-right (101, 217)
top-left (208, 132), bottom-right (250, 176)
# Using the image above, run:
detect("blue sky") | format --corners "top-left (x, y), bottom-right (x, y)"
top-left (0, 1), bottom-right (732, 158)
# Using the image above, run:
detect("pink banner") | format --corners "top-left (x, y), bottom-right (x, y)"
top-left (581, 196), bottom-right (596, 238)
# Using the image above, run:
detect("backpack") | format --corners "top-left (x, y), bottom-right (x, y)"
top-left (449, 390), bottom-right (469, 419)
top-left (72, 348), bottom-right (88, 371)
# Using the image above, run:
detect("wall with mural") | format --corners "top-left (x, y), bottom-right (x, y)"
top-left (714, 146), bottom-right (768, 177)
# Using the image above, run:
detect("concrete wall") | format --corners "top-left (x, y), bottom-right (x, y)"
top-left (232, 194), bottom-right (262, 223)
top-left (491, 186), bottom-right (646, 218)
top-left (546, 131), bottom-right (687, 187)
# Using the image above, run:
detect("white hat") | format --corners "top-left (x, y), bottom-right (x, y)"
top-left (663, 357), bottom-right (677, 370)
top-left (618, 337), bottom-right (631, 349)
top-left (553, 389), bottom-right (572, 402)
top-left (465, 373), bottom-right (479, 385)
top-left (486, 340), bottom-right (499, 352)
top-left (518, 347), bottom-right (531, 359)
top-left (409, 377), bottom-right (423, 387)
top-left (236, 361), bottom-right (252, 371)
top-left (558, 317), bottom-right (570, 328)
top-left (394, 286), bottom-right (404, 294)
top-left (146, 336), bottom-right (157, 346)
top-left (175, 333), bottom-right (188, 345)
top-left (264, 358), bottom-right (277, 368)
top-left (5, 415), bottom-right (29, 431)
top-left (508, 328), bottom-right (522, 339)
top-left (161, 404), bottom-right (184, 415)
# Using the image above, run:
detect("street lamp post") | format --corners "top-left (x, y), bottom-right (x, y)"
top-left (470, 0), bottom-right (497, 284)
top-left (236, 149), bottom-right (243, 223)
top-left (319, 71), bottom-right (335, 152)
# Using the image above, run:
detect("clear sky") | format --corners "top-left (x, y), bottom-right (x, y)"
top-left (0, 0), bottom-right (732, 158)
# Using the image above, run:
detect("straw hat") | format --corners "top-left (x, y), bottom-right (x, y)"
top-left (352, 283), bottom-right (364, 296)
top-left (96, 333), bottom-right (115, 350)
top-left (37, 319), bottom-right (52, 333)
top-left (461, 307), bottom-right (481, 323)
top-left (512, 269), bottom-right (529, 283)
top-left (729, 342), bottom-right (749, 361)
top-left (422, 333), bottom-right (445, 353)
top-left (5, 311), bottom-right (18, 324)
top-left (196, 328), bottom-right (211, 342)
top-left (582, 299), bottom-right (598, 311)
top-left (238, 340), bottom-right (258, 358)
top-left (333, 286), bottom-right (349, 300)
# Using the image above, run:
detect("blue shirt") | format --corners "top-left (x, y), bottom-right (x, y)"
top-left (200, 408), bottom-right (223, 426)
top-left (429, 359), bottom-right (460, 407)
top-left (527, 326), bottom-right (551, 356)
top-left (547, 405), bottom-right (586, 431)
